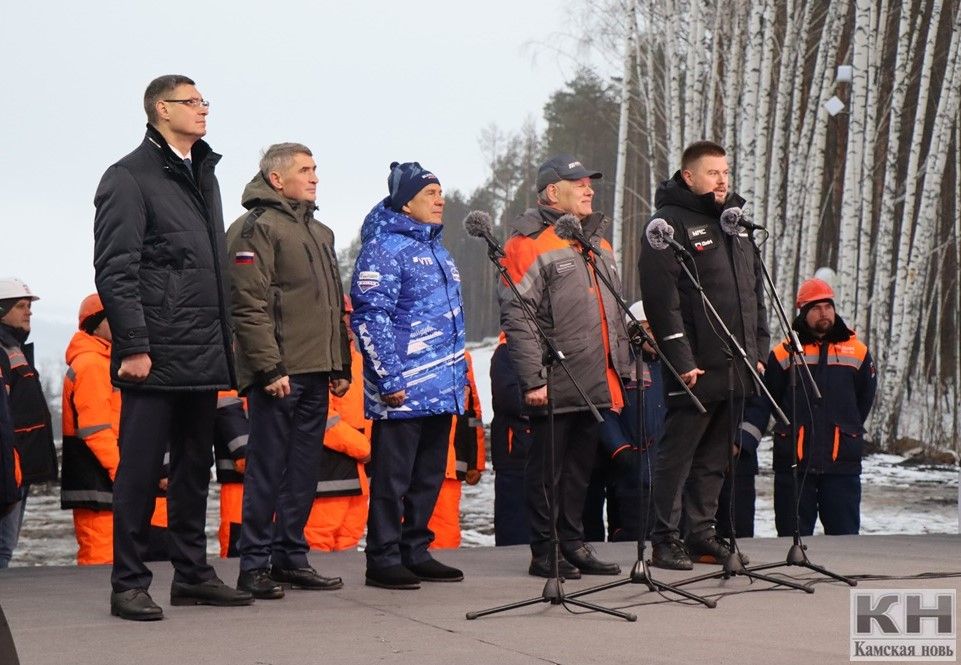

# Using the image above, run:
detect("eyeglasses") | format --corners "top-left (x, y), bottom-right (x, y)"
top-left (163, 98), bottom-right (210, 108)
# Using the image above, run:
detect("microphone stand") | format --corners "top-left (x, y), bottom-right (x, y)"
top-left (739, 231), bottom-right (856, 587)
top-left (558, 241), bottom-right (717, 609)
top-left (466, 240), bottom-right (636, 622)
top-left (654, 243), bottom-right (813, 594)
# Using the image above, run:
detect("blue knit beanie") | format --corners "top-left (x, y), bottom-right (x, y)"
top-left (386, 161), bottom-right (440, 212)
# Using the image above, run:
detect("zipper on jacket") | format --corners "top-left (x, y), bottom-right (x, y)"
top-left (272, 289), bottom-right (285, 354)
top-left (303, 243), bottom-right (322, 301)
top-left (429, 239), bottom-right (464, 415)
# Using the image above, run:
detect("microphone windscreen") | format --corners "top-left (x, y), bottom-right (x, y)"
top-left (720, 207), bottom-right (742, 236)
top-left (645, 218), bottom-right (673, 251)
top-left (553, 213), bottom-right (582, 241)
top-left (463, 210), bottom-right (494, 238)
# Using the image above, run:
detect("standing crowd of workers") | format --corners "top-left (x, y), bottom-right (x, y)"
top-left (0, 73), bottom-right (876, 622)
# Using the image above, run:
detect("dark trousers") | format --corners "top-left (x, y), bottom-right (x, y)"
top-left (366, 415), bottom-right (449, 569)
top-left (774, 471), bottom-right (861, 536)
top-left (525, 411), bottom-right (598, 555)
top-left (239, 373), bottom-right (329, 571)
top-left (583, 453), bottom-right (656, 543)
top-left (715, 473), bottom-right (756, 538)
top-left (494, 469), bottom-right (530, 546)
top-left (651, 401), bottom-right (730, 544)
top-left (112, 390), bottom-right (216, 592)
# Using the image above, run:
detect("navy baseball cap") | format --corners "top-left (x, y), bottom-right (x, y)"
top-left (536, 154), bottom-right (602, 191)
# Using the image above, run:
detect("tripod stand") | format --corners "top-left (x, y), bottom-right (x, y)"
top-left (654, 239), bottom-right (812, 594)
top-left (741, 230), bottom-right (856, 587)
top-left (466, 238), bottom-right (636, 622)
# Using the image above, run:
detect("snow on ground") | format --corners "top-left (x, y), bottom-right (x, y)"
top-left (9, 340), bottom-right (958, 566)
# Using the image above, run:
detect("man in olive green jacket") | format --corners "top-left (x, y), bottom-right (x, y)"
top-left (227, 142), bottom-right (351, 600)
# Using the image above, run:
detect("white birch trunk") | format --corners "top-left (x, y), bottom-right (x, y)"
top-left (683, 4), bottom-right (704, 147)
top-left (736, 2), bottom-right (764, 205)
top-left (799, 1), bottom-right (850, 281)
top-left (880, 2), bottom-right (961, 446)
top-left (703, 5), bottom-right (725, 138)
top-left (854, 0), bottom-right (889, 336)
top-left (837, 0), bottom-right (872, 314)
top-left (640, 23), bottom-right (658, 206)
top-left (663, 0), bottom-right (683, 165)
top-left (723, 7), bottom-right (745, 170)
top-left (765, 0), bottom-right (801, 274)
top-left (870, 0), bottom-right (918, 369)
top-left (954, 120), bottom-right (961, 450)
top-left (613, 1), bottom-right (636, 272)
top-left (879, 0), bottom-right (947, 441)
top-left (750, 0), bottom-right (777, 227)
top-left (781, 0), bottom-right (830, 299)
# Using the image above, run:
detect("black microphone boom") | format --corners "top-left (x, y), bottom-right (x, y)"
top-left (463, 210), bottom-right (505, 258)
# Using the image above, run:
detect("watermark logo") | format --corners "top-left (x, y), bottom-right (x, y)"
top-left (851, 589), bottom-right (956, 661)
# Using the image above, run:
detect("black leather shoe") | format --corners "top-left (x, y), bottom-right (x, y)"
top-left (237, 568), bottom-right (285, 599)
top-left (562, 544), bottom-right (621, 575)
top-left (110, 588), bottom-right (164, 621)
top-left (366, 564), bottom-right (421, 590)
top-left (270, 566), bottom-right (343, 590)
top-left (170, 577), bottom-right (254, 606)
top-left (685, 534), bottom-right (750, 565)
top-left (407, 558), bottom-right (464, 582)
top-left (528, 554), bottom-right (582, 580)
top-left (650, 538), bottom-right (694, 570)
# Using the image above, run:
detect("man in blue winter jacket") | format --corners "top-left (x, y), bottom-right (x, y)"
top-left (350, 161), bottom-right (467, 590)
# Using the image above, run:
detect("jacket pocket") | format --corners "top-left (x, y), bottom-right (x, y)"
top-left (771, 427), bottom-right (794, 470)
top-left (160, 270), bottom-right (182, 319)
top-left (833, 424), bottom-right (863, 463)
top-left (507, 424), bottom-right (533, 461)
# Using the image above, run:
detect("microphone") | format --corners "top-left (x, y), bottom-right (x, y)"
top-left (720, 207), bottom-right (765, 233)
top-left (645, 218), bottom-right (690, 256)
top-left (553, 214), bottom-right (602, 253)
top-left (463, 210), bottom-right (505, 258)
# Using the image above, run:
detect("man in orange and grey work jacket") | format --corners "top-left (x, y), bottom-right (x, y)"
top-left (428, 350), bottom-right (485, 549)
top-left (61, 294), bottom-right (171, 565)
top-left (499, 155), bottom-right (629, 578)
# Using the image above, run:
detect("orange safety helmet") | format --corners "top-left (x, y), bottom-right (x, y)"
top-left (795, 278), bottom-right (835, 310)
top-left (78, 293), bottom-right (104, 330)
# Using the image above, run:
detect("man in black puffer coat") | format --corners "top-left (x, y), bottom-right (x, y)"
top-left (639, 141), bottom-right (768, 570)
top-left (94, 74), bottom-right (250, 621)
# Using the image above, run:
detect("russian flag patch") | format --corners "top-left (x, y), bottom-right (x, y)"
top-left (234, 251), bottom-right (255, 265)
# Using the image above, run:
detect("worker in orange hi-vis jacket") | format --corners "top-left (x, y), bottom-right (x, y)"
top-left (429, 350), bottom-right (485, 549)
top-left (305, 296), bottom-right (371, 551)
top-left (61, 293), bottom-right (170, 565)
top-left (213, 390), bottom-right (248, 558)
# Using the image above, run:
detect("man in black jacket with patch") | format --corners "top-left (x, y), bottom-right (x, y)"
top-left (94, 74), bottom-right (252, 620)
top-left (639, 141), bottom-right (768, 570)
top-left (0, 279), bottom-right (56, 569)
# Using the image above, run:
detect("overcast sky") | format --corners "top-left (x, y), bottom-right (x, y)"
top-left (2, 0), bottom-right (602, 347)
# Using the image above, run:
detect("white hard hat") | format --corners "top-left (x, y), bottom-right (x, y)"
top-left (0, 278), bottom-right (39, 302)
top-left (813, 266), bottom-right (836, 289)
top-left (628, 300), bottom-right (646, 323)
